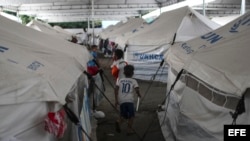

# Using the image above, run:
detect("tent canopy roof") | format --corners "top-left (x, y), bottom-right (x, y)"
top-left (126, 6), bottom-right (220, 46)
top-left (1, 0), bottom-right (250, 22)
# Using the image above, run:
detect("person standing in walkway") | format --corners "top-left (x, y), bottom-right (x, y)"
top-left (114, 65), bottom-right (141, 135)
top-left (103, 38), bottom-right (112, 57)
top-left (87, 45), bottom-right (100, 76)
top-left (110, 49), bottom-right (127, 82)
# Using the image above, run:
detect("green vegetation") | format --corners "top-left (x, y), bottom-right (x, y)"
top-left (49, 20), bottom-right (102, 28)
top-left (3, 10), bottom-right (16, 16)
top-left (19, 15), bottom-right (35, 24)
top-left (2, 11), bottom-right (35, 24)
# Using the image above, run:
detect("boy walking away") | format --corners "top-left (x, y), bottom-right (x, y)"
top-left (114, 65), bottom-right (141, 135)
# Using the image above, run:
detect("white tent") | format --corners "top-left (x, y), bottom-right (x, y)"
top-left (0, 15), bottom-right (92, 141)
top-left (1, 17), bottom-right (90, 68)
top-left (53, 25), bottom-right (73, 37)
top-left (105, 18), bottom-right (145, 42)
top-left (27, 20), bottom-right (73, 41)
top-left (99, 21), bottom-right (124, 40)
top-left (124, 6), bottom-right (220, 82)
top-left (211, 15), bottom-right (240, 26)
top-left (115, 21), bottom-right (149, 49)
top-left (159, 11), bottom-right (250, 141)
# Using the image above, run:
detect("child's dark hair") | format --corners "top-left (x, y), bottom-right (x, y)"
top-left (124, 65), bottom-right (134, 77)
top-left (114, 49), bottom-right (123, 59)
top-left (91, 44), bottom-right (98, 49)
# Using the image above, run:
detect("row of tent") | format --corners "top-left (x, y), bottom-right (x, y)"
top-left (159, 10), bottom-right (250, 141)
top-left (98, 6), bottom-right (250, 141)
top-left (26, 20), bottom-right (74, 41)
top-left (26, 20), bottom-right (94, 46)
top-left (0, 14), bottom-right (98, 141)
top-left (1, 5), bottom-right (249, 141)
top-left (99, 6), bottom-right (220, 82)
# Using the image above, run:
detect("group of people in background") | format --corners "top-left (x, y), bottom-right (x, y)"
top-left (99, 38), bottom-right (117, 58)
top-left (86, 43), bottom-right (141, 135)
top-left (70, 28), bottom-right (99, 48)
top-left (69, 29), bottom-right (117, 59)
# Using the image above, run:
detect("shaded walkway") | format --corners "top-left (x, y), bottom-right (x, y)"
top-left (95, 55), bottom-right (167, 141)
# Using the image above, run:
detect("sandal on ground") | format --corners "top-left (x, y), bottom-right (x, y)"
top-left (115, 121), bottom-right (121, 133)
top-left (126, 130), bottom-right (135, 136)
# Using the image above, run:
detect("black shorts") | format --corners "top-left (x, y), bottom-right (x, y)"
top-left (120, 102), bottom-right (135, 119)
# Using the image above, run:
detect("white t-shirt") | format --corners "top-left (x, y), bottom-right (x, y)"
top-left (116, 77), bottom-right (139, 104)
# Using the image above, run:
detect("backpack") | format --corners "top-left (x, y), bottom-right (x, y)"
top-left (111, 61), bottom-right (128, 80)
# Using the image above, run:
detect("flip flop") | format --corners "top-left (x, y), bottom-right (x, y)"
top-left (115, 121), bottom-right (121, 133)
top-left (126, 131), bottom-right (135, 136)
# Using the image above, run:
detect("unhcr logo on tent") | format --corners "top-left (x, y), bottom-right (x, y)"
top-left (0, 46), bottom-right (9, 53)
top-left (180, 43), bottom-right (194, 54)
top-left (133, 53), bottom-right (163, 62)
top-left (230, 14), bottom-right (250, 33)
top-left (27, 61), bottom-right (44, 71)
top-left (201, 32), bottom-right (223, 44)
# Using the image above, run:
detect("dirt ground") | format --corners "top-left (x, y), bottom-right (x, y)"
top-left (94, 55), bottom-right (167, 141)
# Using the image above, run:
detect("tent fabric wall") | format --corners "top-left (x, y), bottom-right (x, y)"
top-left (159, 11), bottom-right (250, 141)
top-left (0, 102), bottom-right (57, 141)
top-left (0, 33), bottom-right (76, 104)
top-left (124, 44), bottom-right (169, 82)
top-left (0, 16), bottom-right (90, 69)
top-left (126, 6), bottom-right (219, 46)
top-left (123, 6), bottom-right (220, 82)
top-left (99, 21), bottom-right (124, 40)
top-left (27, 20), bottom-right (73, 41)
top-left (165, 11), bottom-right (250, 93)
top-left (115, 22), bottom-right (149, 49)
top-left (0, 15), bottom-right (93, 141)
top-left (53, 25), bottom-right (73, 37)
top-left (106, 18), bottom-right (145, 42)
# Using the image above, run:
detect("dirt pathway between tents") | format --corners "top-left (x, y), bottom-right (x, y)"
top-left (95, 55), bottom-right (166, 141)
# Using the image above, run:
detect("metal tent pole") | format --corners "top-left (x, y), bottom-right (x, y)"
top-left (241, 0), bottom-right (246, 15)
top-left (92, 0), bottom-right (95, 45)
top-left (203, 0), bottom-right (206, 16)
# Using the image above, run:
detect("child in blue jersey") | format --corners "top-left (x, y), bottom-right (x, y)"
top-left (114, 65), bottom-right (141, 135)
